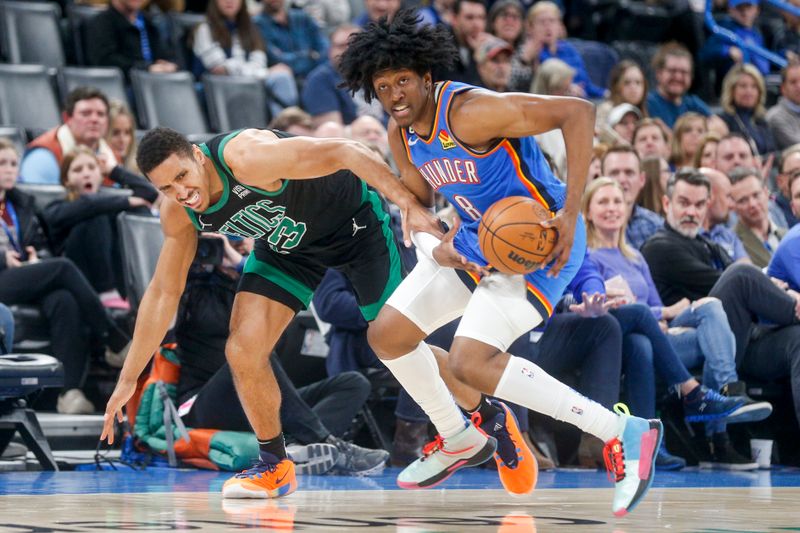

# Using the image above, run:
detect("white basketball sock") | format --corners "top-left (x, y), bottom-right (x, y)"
top-left (382, 342), bottom-right (467, 439)
top-left (494, 355), bottom-right (620, 442)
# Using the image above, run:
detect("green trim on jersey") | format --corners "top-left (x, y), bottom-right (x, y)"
top-left (243, 253), bottom-right (314, 307)
top-left (213, 130), bottom-right (290, 197)
top-left (358, 183), bottom-right (403, 321)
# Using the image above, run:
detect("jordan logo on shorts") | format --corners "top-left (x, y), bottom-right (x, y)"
top-left (352, 218), bottom-right (367, 237)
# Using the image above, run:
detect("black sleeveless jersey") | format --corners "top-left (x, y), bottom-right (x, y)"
top-left (186, 129), bottom-right (368, 256)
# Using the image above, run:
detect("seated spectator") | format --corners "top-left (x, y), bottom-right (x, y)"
top-left (774, 0), bottom-right (800, 61)
top-left (595, 60), bottom-right (649, 137)
top-left (191, 0), bottom-right (298, 115)
top-left (42, 147), bottom-right (157, 310)
top-left (700, 167), bottom-right (751, 263)
top-left (268, 107), bottom-right (315, 136)
top-left (85, 0), bottom-right (178, 78)
top-left (601, 145), bottom-right (664, 249)
top-left (475, 36), bottom-right (514, 92)
top-left (714, 133), bottom-right (788, 228)
top-left (255, 0), bottom-right (328, 84)
top-left (294, 0), bottom-right (352, 31)
top-left (487, 0), bottom-right (524, 49)
top-left (641, 169), bottom-right (800, 445)
top-left (639, 156), bottom-right (670, 216)
top-left (353, 0), bottom-right (401, 27)
top-left (699, 0), bottom-right (770, 83)
top-left (693, 132), bottom-right (722, 169)
top-left (531, 58), bottom-right (575, 179)
top-left (670, 112), bottom-right (708, 168)
top-left (20, 87), bottom-right (115, 185)
top-left (418, 0), bottom-right (455, 28)
top-left (729, 167), bottom-right (786, 267)
top-left (106, 100), bottom-right (139, 173)
top-left (514, 1), bottom-right (604, 98)
top-left (301, 24), bottom-right (361, 128)
top-left (314, 121), bottom-right (346, 138)
top-left (766, 61), bottom-right (800, 151)
top-left (587, 143), bottom-right (609, 181)
top-left (583, 177), bottom-right (771, 468)
top-left (438, 0), bottom-right (487, 87)
top-left (646, 42), bottom-right (712, 129)
top-left (768, 167), bottom-right (800, 289)
top-left (717, 64), bottom-right (776, 157)
top-left (0, 139), bottom-right (132, 414)
top-left (605, 103), bottom-right (642, 146)
top-left (633, 118), bottom-right (671, 161)
top-left (348, 115), bottom-right (389, 158)
top-left (175, 258), bottom-right (389, 476)
top-left (775, 145), bottom-right (800, 227)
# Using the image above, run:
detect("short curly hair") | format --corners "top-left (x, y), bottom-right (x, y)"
top-left (136, 127), bottom-right (193, 176)
top-left (338, 9), bottom-right (458, 103)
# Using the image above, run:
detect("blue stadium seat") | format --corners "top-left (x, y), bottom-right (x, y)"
top-left (0, 64), bottom-right (61, 135)
top-left (0, 125), bottom-right (27, 155)
top-left (166, 12), bottom-right (205, 72)
top-left (566, 39), bottom-right (619, 92)
top-left (202, 74), bottom-right (270, 132)
top-left (130, 70), bottom-right (209, 135)
top-left (66, 3), bottom-right (104, 67)
top-left (58, 67), bottom-right (129, 109)
top-left (0, 0), bottom-right (65, 68)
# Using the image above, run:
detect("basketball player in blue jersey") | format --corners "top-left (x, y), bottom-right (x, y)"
top-left (340, 9), bottom-right (662, 516)
top-left (98, 126), bottom-right (448, 499)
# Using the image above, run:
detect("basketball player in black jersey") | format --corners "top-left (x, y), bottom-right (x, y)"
top-left (99, 127), bottom-right (450, 498)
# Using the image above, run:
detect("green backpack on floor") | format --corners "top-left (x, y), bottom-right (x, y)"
top-left (131, 344), bottom-right (258, 471)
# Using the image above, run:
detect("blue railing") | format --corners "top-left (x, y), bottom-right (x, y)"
top-left (704, 0), bottom-right (800, 69)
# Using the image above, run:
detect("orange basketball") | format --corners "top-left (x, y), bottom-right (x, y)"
top-left (478, 196), bottom-right (558, 275)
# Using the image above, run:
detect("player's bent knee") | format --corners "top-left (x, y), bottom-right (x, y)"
top-left (447, 349), bottom-right (476, 386)
top-left (225, 335), bottom-right (272, 368)
top-left (367, 308), bottom-right (425, 359)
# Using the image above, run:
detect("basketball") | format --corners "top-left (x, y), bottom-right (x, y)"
top-left (478, 196), bottom-right (558, 275)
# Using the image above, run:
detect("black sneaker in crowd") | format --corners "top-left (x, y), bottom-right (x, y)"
top-left (699, 432), bottom-right (758, 471)
top-left (719, 381), bottom-right (773, 424)
top-left (326, 436), bottom-right (389, 476)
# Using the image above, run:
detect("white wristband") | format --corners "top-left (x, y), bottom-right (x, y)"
top-left (410, 231), bottom-right (441, 259)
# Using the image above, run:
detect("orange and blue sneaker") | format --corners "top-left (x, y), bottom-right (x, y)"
top-left (222, 458), bottom-right (297, 499)
top-left (472, 400), bottom-right (538, 495)
top-left (604, 404), bottom-right (662, 517)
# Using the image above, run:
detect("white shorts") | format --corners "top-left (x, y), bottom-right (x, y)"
top-left (385, 255), bottom-right (545, 352)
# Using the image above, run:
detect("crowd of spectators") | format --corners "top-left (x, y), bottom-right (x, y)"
top-left (2, 0), bottom-right (800, 473)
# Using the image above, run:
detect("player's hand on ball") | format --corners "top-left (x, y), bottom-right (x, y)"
top-left (433, 218), bottom-right (490, 276)
top-left (401, 201), bottom-right (444, 247)
top-left (539, 209), bottom-right (575, 277)
top-left (100, 379), bottom-right (136, 445)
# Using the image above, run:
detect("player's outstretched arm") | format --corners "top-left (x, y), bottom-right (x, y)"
top-left (100, 200), bottom-right (198, 444)
top-left (227, 129), bottom-right (443, 246)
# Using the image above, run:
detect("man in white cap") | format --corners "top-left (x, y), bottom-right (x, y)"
top-left (607, 103), bottom-right (643, 145)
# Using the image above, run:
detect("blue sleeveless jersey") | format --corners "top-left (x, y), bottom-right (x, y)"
top-left (400, 81), bottom-right (584, 318)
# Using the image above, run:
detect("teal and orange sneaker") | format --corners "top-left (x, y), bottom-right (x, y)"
top-left (604, 404), bottom-right (662, 517)
top-left (222, 458), bottom-right (297, 499)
